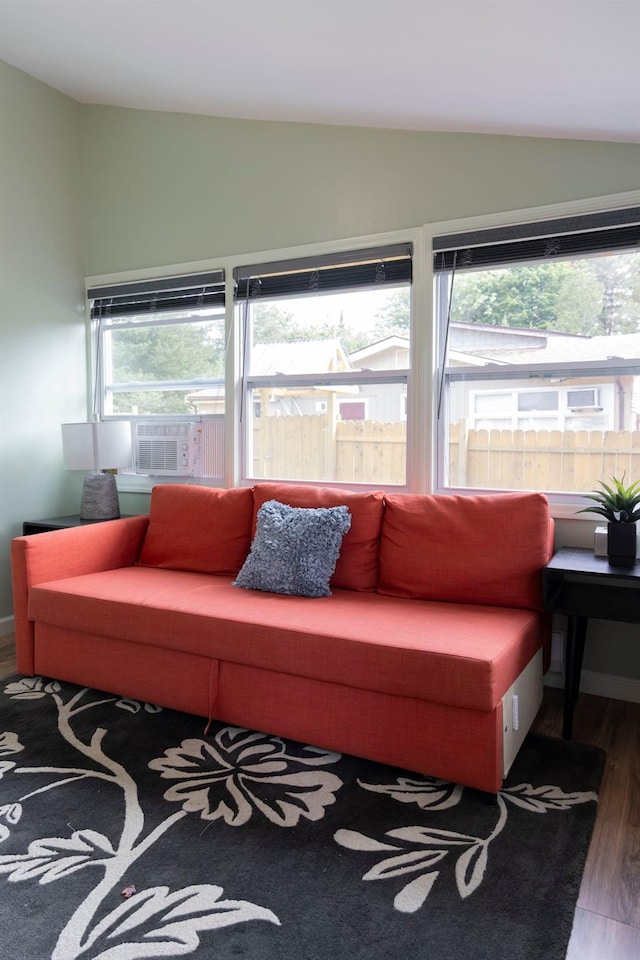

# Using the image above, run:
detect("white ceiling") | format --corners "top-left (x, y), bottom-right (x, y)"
top-left (1, 0), bottom-right (639, 143)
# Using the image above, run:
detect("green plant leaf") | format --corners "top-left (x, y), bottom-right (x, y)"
top-left (577, 475), bottom-right (640, 523)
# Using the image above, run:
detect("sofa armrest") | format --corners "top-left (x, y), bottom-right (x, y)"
top-left (11, 515), bottom-right (149, 675)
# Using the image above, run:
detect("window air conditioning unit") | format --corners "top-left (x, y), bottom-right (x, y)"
top-left (567, 388), bottom-right (602, 411)
top-left (134, 421), bottom-right (197, 476)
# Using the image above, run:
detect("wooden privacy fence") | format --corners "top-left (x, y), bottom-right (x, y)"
top-left (449, 422), bottom-right (640, 492)
top-left (252, 414), bottom-right (640, 490)
top-left (252, 415), bottom-right (407, 485)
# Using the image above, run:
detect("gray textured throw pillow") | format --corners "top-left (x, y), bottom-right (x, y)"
top-left (233, 499), bottom-right (352, 597)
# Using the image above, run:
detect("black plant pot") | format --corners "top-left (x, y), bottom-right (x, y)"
top-left (607, 521), bottom-right (637, 567)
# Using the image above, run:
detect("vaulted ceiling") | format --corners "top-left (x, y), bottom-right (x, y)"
top-left (0, 0), bottom-right (638, 143)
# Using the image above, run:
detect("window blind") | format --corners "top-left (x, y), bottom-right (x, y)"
top-left (433, 207), bottom-right (640, 272)
top-left (234, 243), bottom-right (412, 300)
top-left (88, 270), bottom-right (226, 319)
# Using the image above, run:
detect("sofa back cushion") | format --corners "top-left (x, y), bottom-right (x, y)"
top-left (377, 492), bottom-right (552, 609)
top-left (252, 483), bottom-right (384, 591)
top-left (138, 485), bottom-right (253, 575)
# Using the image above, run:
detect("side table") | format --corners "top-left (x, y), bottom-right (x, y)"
top-left (23, 515), bottom-right (132, 535)
top-left (542, 546), bottom-right (640, 738)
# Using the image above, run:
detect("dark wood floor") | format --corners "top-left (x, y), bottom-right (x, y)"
top-left (0, 634), bottom-right (638, 959)
top-left (533, 686), bottom-right (640, 960)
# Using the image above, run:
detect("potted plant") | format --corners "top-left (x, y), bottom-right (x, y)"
top-left (578, 475), bottom-right (640, 567)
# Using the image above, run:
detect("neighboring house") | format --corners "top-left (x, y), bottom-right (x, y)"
top-left (349, 336), bottom-right (409, 371)
top-left (187, 339), bottom-right (359, 419)
top-left (187, 327), bottom-right (640, 431)
top-left (449, 327), bottom-right (640, 432)
top-left (350, 327), bottom-right (640, 432)
top-left (349, 337), bottom-right (409, 423)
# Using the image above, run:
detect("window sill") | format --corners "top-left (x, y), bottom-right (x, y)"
top-left (116, 475), bottom-right (225, 495)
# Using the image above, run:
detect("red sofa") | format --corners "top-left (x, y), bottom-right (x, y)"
top-left (11, 482), bottom-right (554, 793)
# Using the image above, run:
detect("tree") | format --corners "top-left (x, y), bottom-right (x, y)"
top-left (552, 263), bottom-right (603, 335)
top-left (372, 290), bottom-right (410, 340)
top-left (112, 317), bottom-right (224, 415)
top-left (588, 253), bottom-right (640, 336)
top-left (251, 303), bottom-right (370, 354)
top-left (450, 263), bottom-right (574, 329)
top-left (448, 254), bottom-right (640, 336)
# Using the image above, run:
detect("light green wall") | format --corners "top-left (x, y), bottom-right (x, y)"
top-left (0, 61), bottom-right (85, 622)
top-left (82, 105), bottom-right (640, 276)
top-left (2, 65), bottom-right (640, 685)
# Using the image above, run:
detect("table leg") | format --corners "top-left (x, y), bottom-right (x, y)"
top-left (563, 615), bottom-right (588, 739)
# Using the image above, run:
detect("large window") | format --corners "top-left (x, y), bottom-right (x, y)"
top-left (87, 196), bottom-right (640, 506)
top-left (234, 244), bottom-right (412, 486)
top-left (89, 271), bottom-right (226, 479)
top-left (434, 206), bottom-right (640, 497)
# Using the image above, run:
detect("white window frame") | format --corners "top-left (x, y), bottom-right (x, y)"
top-left (98, 311), bottom-right (227, 418)
top-left (236, 234), bottom-right (418, 490)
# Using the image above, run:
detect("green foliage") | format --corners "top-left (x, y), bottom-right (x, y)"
top-left (552, 263), bottom-right (603, 335)
top-left (451, 263), bottom-right (576, 330)
top-left (448, 253), bottom-right (640, 336)
top-left (251, 303), bottom-right (369, 353)
top-left (111, 319), bottom-right (224, 416)
top-left (372, 290), bottom-right (410, 340)
top-left (113, 324), bottom-right (224, 381)
top-left (577, 476), bottom-right (640, 523)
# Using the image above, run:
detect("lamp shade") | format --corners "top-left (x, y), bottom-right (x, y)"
top-left (61, 421), bottom-right (132, 471)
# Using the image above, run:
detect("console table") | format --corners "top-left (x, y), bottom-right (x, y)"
top-left (543, 546), bottom-right (640, 738)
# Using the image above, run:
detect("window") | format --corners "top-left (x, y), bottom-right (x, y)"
top-left (469, 384), bottom-right (613, 431)
top-left (89, 271), bottom-right (226, 478)
top-left (434, 206), bottom-right (640, 497)
top-left (234, 243), bottom-right (412, 486)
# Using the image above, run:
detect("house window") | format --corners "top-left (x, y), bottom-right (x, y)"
top-left (89, 271), bottom-right (226, 478)
top-left (235, 243), bottom-right (412, 486)
top-left (469, 385), bottom-right (613, 432)
top-left (339, 401), bottom-right (367, 420)
top-left (434, 205), bottom-right (640, 496)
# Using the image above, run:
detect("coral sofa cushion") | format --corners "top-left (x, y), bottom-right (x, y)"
top-left (138, 484), bottom-right (253, 575)
top-left (252, 483), bottom-right (384, 591)
top-left (377, 492), bottom-right (551, 609)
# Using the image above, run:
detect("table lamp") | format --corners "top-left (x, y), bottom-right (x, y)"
top-left (61, 421), bottom-right (132, 520)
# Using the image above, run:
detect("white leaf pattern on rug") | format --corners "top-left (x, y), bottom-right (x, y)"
top-left (455, 842), bottom-right (489, 898)
top-left (3, 676), bottom-right (61, 699)
top-left (0, 829), bottom-right (117, 883)
top-left (393, 870), bottom-right (440, 913)
top-left (0, 677), bottom-right (604, 960)
top-left (357, 775), bottom-right (464, 810)
top-left (503, 782), bottom-right (599, 812)
top-left (0, 731), bottom-right (24, 756)
top-left (0, 680), bottom-right (286, 959)
top-left (334, 773), bottom-right (598, 911)
top-left (55, 884), bottom-right (280, 960)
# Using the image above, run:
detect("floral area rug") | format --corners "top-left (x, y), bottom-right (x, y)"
top-left (0, 675), bottom-right (604, 960)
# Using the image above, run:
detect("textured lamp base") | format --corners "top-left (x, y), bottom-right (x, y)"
top-left (80, 473), bottom-right (121, 521)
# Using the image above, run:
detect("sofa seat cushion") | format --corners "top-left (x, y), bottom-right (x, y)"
top-left (378, 492), bottom-right (552, 609)
top-left (29, 567), bottom-right (544, 713)
top-left (252, 483), bottom-right (384, 592)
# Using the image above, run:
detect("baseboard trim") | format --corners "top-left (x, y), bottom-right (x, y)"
top-left (544, 668), bottom-right (640, 704)
top-left (0, 616), bottom-right (15, 637)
